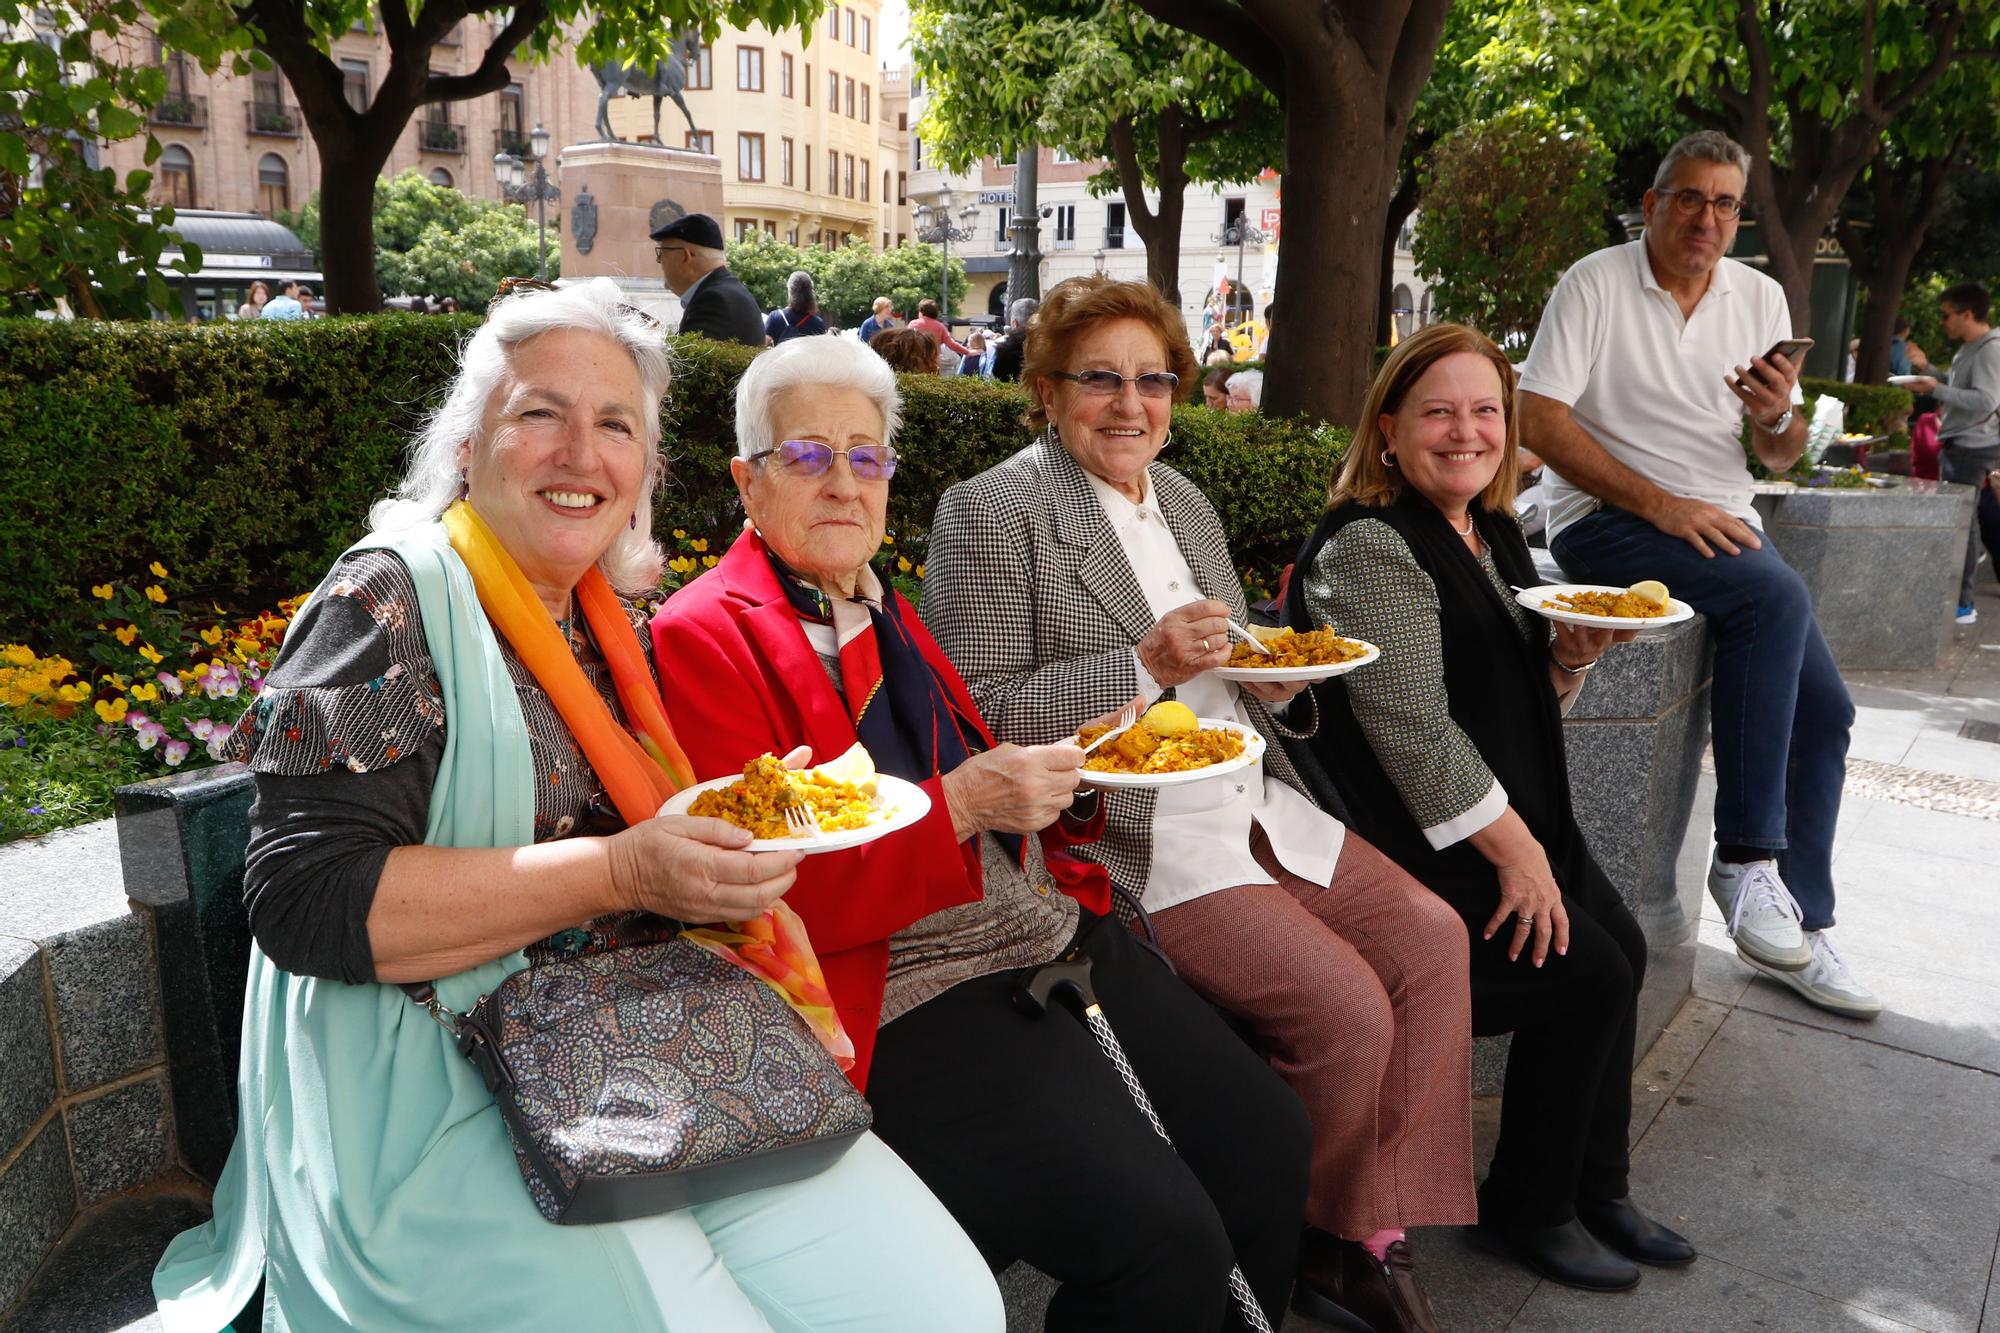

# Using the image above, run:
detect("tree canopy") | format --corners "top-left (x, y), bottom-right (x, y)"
top-left (0, 0), bottom-right (257, 315)
top-left (725, 233), bottom-right (967, 327)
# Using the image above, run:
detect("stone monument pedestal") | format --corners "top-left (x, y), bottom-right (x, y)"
top-left (556, 141), bottom-right (723, 325)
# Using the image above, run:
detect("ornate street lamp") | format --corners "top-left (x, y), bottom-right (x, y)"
top-left (1211, 219), bottom-right (1267, 322)
top-left (912, 184), bottom-right (978, 315)
top-left (495, 122), bottom-right (561, 280)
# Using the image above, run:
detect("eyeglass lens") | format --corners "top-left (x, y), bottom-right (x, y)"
top-left (1669, 189), bottom-right (1742, 219)
top-left (772, 439), bottom-right (898, 479)
top-left (1070, 370), bottom-right (1179, 398)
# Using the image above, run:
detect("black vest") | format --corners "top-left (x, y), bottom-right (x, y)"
top-left (1284, 492), bottom-right (1607, 912)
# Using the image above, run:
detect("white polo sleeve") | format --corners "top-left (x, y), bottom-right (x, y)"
top-left (1516, 261), bottom-right (1604, 408)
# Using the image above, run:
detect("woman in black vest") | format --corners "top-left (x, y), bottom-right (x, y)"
top-left (1284, 324), bottom-right (1695, 1293)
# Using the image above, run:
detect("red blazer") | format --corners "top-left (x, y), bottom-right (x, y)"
top-left (652, 529), bottom-right (1109, 1088)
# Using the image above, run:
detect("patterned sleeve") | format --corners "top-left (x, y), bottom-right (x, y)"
top-left (1302, 519), bottom-right (1506, 849)
top-left (225, 549), bottom-right (445, 775)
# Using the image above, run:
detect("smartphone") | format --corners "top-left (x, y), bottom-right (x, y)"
top-left (1761, 337), bottom-right (1814, 365)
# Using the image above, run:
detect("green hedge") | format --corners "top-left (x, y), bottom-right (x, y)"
top-left (0, 319), bottom-right (1347, 652)
top-left (1799, 376), bottom-right (1913, 441)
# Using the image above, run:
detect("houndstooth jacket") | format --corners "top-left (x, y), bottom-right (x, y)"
top-left (920, 431), bottom-right (1320, 902)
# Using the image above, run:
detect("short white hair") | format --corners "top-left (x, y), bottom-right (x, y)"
top-left (369, 276), bottom-right (671, 593)
top-left (1229, 368), bottom-right (1264, 408)
top-left (734, 335), bottom-right (902, 460)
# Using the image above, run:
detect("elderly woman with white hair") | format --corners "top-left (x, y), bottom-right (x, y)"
top-left (153, 278), bottom-right (1000, 1332)
top-left (653, 334), bottom-right (1313, 1333)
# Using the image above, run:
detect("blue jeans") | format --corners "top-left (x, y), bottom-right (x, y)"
top-left (1553, 507), bottom-right (1853, 929)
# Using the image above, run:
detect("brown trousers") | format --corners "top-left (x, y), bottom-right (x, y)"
top-left (1151, 826), bottom-right (1476, 1238)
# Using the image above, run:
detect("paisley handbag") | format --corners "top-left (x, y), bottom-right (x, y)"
top-left (406, 937), bottom-right (873, 1225)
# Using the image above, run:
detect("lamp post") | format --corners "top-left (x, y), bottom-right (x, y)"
top-left (912, 184), bottom-right (977, 315)
top-left (494, 122), bottom-right (560, 280)
top-left (1211, 219), bottom-right (1266, 323)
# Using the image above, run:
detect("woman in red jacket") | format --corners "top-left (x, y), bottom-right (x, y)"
top-left (653, 335), bottom-right (1309, 1333)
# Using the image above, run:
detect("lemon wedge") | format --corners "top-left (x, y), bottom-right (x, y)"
top-left (1627, 579), bottom-right (1670, 611)
top-left (810, 742), bottom-right (878, 795)
top-left (1141, 701), bottom-right (1199, 737)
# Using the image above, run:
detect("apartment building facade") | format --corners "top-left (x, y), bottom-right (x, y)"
top-left (609, 2), bottom-right (885, 249)
top-left (100, 19), bottom-right (602, 222)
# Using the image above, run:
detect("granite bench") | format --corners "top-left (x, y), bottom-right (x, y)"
top-left (0, 602), bottom-right (1712, 1326)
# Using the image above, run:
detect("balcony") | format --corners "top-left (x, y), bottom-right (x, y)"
top-left (150, 94), bottom-right (206, 129)
top-left (1104, 228), bottom-right (1125, 250)
top-left (1051, 236), bottom-right (1077, 251)
top-left (418, 119), bottom-right (466, 154)
top-left (494, 127), bottom-right (533, 159)
top-left (245, 100), bottom-right (300, 137)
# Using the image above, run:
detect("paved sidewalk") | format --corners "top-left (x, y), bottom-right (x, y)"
top-left (1286, 579), bottom-right (2000, 1333)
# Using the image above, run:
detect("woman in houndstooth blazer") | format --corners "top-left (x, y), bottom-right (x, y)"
top-left (922, 277), bottom-right (1477, 1333)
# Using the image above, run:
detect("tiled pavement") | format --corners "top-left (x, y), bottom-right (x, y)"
top-left (1286, 575), bottom-right (2000, 1333)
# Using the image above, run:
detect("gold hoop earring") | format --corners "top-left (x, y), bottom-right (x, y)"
top-left (1382, 451), bottom-right (1397, 469)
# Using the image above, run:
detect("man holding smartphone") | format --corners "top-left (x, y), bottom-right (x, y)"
top-left (1517, 130), bottom-right (1878, 1020)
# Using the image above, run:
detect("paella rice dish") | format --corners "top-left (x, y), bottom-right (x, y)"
top-left (1226, 626), bottom-right (1370, 668)
top-left (688, 752), bottom-right (881, 839)
top-left (1549, 584), bottom-right (1670, 618)
top-left (1077, 720), bottom-right (1247, 774)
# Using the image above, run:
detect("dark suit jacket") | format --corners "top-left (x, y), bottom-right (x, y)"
top-left (990, 331), bottom-right (1026, 381)
top-left (674, 266), bottom-right (766, 346)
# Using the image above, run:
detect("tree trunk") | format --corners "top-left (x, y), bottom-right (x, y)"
top-left (1840, 152), bottom-right (1952, 382)
top-left (1108, 112), bottom-right (1187, 307)
top-left (313, 138), bottom-right (395, 313)
top-left (1008, 142), bottom-right (1041, 304)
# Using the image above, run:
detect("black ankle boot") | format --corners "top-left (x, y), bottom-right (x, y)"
top-left (1577, 1196), bottom-right (1697, 1267)
top-left (1468, 1217), bottom-right (1641, 1292)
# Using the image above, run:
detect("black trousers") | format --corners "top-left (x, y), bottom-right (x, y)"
top-left (1439, 866), bottom-right (1647, 1229)
top-left (866, 916), bottom-right (1312, 1333)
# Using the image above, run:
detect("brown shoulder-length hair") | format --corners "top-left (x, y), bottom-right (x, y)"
top-left (869, 326), bottom-right (938, 374)
top-left (1020, 275), bottom-right (1199, 431)
top-left (1328, 323), bottom-right (1520, 513)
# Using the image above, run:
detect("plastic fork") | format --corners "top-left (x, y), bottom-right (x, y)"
top-left (1226, 619), bottom-right (1273, 655)
top-left (784, 801), bottom-right (825, 842)
top-left (1080, 699), bottom-right (1142, 757)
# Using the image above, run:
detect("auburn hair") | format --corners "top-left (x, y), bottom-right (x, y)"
top-left (1020, 275), bottom-right (1199, 431)
top-left (1328, 323), bottom-right (1520, 513)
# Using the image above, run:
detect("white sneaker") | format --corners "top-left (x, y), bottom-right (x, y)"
top-left (1745, 930), bottom-right (1883, 1019)
top-left (1707, 853), bottom-right (1813, 971)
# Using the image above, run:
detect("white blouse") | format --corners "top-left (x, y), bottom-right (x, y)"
top-left (1083, 469), bottom-right (1343, 913)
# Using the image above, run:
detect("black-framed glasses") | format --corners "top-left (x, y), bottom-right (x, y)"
top-left (1662, 188), bottom-right (1744, 221)
top-left (492, 276), bottom-right (662, 330)
top-left (1052, 369), bottom-right (1180, 399)
top-left (749, 439), bottom-right (900, 479)
top-left (654, 244), bottom-right (689, 262)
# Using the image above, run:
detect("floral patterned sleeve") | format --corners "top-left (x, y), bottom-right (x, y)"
top-left (1301, 519), bottom-right (1507, 850)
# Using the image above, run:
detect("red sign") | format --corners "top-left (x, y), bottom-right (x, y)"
top-left (1260, 207), bottom-right (1281, 240)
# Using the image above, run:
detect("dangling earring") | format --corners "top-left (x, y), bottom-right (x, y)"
top-left (456, 469), bottom-right (468, 500)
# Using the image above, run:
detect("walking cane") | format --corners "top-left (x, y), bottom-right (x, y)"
top-left (1015, 948), bottom-right (1278, 1333)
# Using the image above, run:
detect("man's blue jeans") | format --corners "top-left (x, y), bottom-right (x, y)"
top-left (1553, 507), bottom-right (1853, 929)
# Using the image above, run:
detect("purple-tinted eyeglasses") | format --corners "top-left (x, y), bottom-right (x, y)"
top-left (749, 439), bottom-right (900, 479)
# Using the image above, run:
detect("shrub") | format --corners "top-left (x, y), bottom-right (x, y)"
top-left (0, 319), bottom-right (1350, 655)
top-left (1799, 376), bottom-right (1913, 440)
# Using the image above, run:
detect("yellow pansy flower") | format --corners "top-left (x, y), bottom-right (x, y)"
top-left (138, 643), bottom-right (164, 664)
top-left (144, 585), bottom-right (167, 604)
top-left (200, 626), bottom-right (225, 646)
top-left (690, 538), bottom-right (709, 552)
top-left (702, 554), bottom-right (719, 568)
top-left (130, 682), bottom-right (159, 702)
top-left (915, 564), bottom-right (926, 578)
top-left (104, 672), bottom-right (128, 689)
top-left (92, 584), bottom-right (115, 600)
top-left (96, 697), bottom-right (129, 723)
top-left (672, 528), bottom-right (688, 539)
top-left (149, 561), bottom-right (169, 579)
top-left (59, 681), bottom-right (91, 703)
top-left (114, 625), bottom-right (140, 646)
top-left (882, 534), bottom-right (895, 546)
top-left (2, 644), bottom-right (32, 666)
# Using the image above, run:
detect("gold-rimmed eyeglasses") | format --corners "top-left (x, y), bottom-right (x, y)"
top-left (491, 276), bottom-right (662, 330)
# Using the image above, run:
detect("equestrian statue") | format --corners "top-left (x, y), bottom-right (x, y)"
top-left (591, 31), bottom-right (704, 145)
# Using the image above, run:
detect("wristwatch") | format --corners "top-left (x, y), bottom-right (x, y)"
top-left (1758, 407), bottom-right (1795, 434)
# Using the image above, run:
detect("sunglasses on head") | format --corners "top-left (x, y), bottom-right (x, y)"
top-left (748, 439), bottom-right (899, 479)
top-left (492, 276), bottom-right (663, 330)
top-left (1053, 369), bottom-right (1180, 399)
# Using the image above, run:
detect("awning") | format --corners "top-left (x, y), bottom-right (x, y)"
top-left (153, 209), bottom-right (321, 284)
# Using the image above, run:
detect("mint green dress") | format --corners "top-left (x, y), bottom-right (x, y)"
top-left (152, 524), bottom-right (1004, 1333)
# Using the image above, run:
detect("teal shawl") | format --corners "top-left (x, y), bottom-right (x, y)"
top-left (153, 524), bottom-right (668, 1332)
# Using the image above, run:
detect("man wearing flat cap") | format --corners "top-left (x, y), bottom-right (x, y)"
top-left (652, 212), bottom-right (765, 346)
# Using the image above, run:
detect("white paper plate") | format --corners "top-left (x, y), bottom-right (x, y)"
top-left (1888, 374), bottom-right (1926, 386)
top-left (1211, 639), bottom-right (1381, 682)
top-left (1076, 718), bottom-right (1266, 789)
top-left (1515, 584), bottom-right (1697, 630)
top-left (661, 772), bottom-right (932, 854)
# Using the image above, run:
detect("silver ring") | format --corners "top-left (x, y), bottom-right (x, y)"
top-left (1517, 914), bottom-right (1534, 927)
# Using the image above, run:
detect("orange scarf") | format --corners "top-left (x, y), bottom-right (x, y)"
top-left (441, 502), bottom-right (853, 1068)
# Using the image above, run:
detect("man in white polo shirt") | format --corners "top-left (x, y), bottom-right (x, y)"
top-left (1518, 130), bottom-right (1878, 1019)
